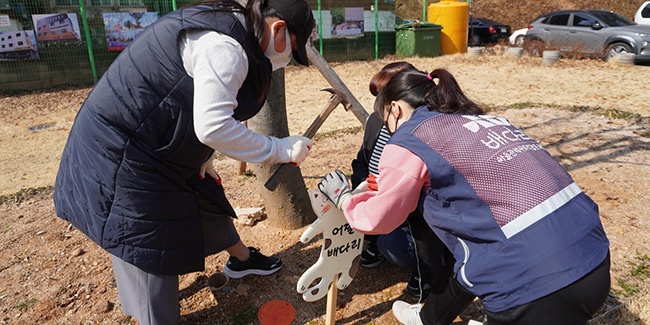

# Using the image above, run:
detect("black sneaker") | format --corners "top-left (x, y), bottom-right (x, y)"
top-left (405, 271), bottom-right (422, 299)
top-left (223, 247), bottom-right (282, 279)
top-left (360, 242), bottom-right (385, 268)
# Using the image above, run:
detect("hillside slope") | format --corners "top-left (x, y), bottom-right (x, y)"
top-left (396, 0), bottom-right (640, 31)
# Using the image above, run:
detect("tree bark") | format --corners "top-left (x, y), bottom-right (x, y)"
top-left (248, 69), bottom-right (317, 229)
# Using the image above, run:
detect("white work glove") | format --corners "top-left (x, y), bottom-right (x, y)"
top-left (198, 155), bottom-right (222, 186)
top-left (318, 170), bottom-right (352, 209)
top-left (286, 135), bottom-right (313, 165)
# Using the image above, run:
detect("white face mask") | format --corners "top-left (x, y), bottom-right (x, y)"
top-left (264, 24), bottom-right (292, 71)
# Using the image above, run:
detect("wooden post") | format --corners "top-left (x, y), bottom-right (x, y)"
top-left (325, 274), bottom-right (339, 325)
top-left (305, 43), bottom-right (368, 125)
top-left (238, 121), bottom-right (247, 175)
top-left (238, 161), bottom-right (247, 175)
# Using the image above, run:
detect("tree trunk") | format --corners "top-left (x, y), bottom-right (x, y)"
top-left (248, 69), bottom-right (317, 229)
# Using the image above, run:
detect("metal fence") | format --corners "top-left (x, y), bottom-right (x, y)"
top-left (0, 0), bottom-right (397, 92)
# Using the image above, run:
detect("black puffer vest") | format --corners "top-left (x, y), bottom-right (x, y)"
top-left (54, 5), bottom-right (271, 275)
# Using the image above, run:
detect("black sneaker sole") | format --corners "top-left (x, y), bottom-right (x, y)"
top-left (404, 287), bottom-right (422, 299)
top-left (222, 264), bottom-right (282, 279)
top-left (360, 258), bottom-right (385, 268)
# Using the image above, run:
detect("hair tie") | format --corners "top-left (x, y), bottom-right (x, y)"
top-left (426, 74), bottom-right (433, 81)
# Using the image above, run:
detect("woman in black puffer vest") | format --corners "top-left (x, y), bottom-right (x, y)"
top-left (54, 0), bottom-right (314, 323)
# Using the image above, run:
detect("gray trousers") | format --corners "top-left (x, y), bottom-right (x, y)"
top-left (110, 199), bottom-right (239, 324)
top-left (110, 254), bottom-right (180, 325)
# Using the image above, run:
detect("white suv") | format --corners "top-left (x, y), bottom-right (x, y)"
top-left (634, 1), bottom-right (650, 25)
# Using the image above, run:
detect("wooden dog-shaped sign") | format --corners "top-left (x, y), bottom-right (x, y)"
top-left (296, 190), bottom-right (364, 302)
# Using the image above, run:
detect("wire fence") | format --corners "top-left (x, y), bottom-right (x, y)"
top-left (0, 0), bottom-right (398, 92)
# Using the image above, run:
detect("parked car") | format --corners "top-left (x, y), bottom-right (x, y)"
top-left (524, 9), bottom-right (650, 60)
top-left (634, 1), bottom-right (650, 25)
top-left (468, 17), bottom-right (511, 46)
top-left (509, 28), bottom-right (527, 46)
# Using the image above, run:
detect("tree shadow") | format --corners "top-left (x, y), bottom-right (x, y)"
top-left (179, 273), bottom-right (209, 301)
top-left (589, 293), bottom-right (641, 325)
top-left (334, 299), bottom-right (397, 325)
top-left (516, 112), bottom-right (649, 172)
top-left (180, 239), bottom-right (415, 324)
top-left (180, 109), bottom-right (648, 324)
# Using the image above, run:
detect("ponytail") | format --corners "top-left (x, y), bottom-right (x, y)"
top-left (424, 69), bottom-right (484, 115)
top-left (374, 68), bottom-right (484, 120)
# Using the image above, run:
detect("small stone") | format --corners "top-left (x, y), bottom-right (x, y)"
top-left (235, 207), bottom-right (266, 226)
top-left (94, 301), bottom-right (113, 313)
top-left (235, 284), bottom-right (249, 296)
top-left (71, 248), bottom-right (85, 257)
top-left (284, 275), bottom-right (300, 284)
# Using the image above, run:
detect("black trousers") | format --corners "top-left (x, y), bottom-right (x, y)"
top-left (408, 210), bottom-right (455, 302)
top-left (419, 252), bottom-right (611, 325)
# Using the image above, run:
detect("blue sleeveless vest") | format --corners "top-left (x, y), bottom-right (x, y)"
top-left (54, 5), bottom-right (271, 275)
top-left (389, 107), bottom-right (609, 312)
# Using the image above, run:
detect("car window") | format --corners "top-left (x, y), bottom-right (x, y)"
top-left (573, 14), bottom-right (594, 27)
top-left (592, 11), bottom-right (633, 27)
top-left (643, 5), bottom-right (650, 18)
top-left (548, 14), bottom-right (570, 26)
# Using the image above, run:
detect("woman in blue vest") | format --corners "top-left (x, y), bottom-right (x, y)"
top-left (351, 61), bottom-right (453, 301)
top-left (54, 0), bottom-right (314, 323)
top-left (318, 68), bottom-right (610, 324)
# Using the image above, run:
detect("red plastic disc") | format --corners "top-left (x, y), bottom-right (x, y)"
top-left (258, 300), bottom-right (296, 325)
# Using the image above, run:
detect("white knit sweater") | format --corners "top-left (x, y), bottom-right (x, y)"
top-left (179, 22), bottom-right (292, 164)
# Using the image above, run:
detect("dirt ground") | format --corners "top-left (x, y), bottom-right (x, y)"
top-left (1, 50), bottom-right (650, 325)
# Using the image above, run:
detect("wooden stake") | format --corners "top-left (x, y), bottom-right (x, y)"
top-left (238, 121), bottom-right (247, 175)
top-left (325, 274), bottom-right (339, 325)
top-left (238, 160), bottom-right (247, 175)
top-left (305, 44), bottom-right (368, 125)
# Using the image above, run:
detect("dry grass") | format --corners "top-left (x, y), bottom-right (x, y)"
top-left (1, 50), bottom-right (649, 324)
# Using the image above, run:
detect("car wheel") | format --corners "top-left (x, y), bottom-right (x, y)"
top-left (469, 35), bottom-right (481, 47)
top-left (605, 42), bottom-right (633, 61)
top-left (515, 35), bottom-right (525, 47)
top-left (524, 39), bottom-right (544, 57)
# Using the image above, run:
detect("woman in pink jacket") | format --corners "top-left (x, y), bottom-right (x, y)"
top-left (318, 67), bottom-right (610, 325)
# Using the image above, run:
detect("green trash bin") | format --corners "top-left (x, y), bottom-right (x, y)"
top-left (395, 22), bottom-right (442, 58)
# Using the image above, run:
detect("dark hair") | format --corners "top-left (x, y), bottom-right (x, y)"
top-left (369, 61), bottom-right (417, 96)
top-left (190, 0), bottom-right (281, 104)
top-left (192, 0), bottom-right (279, 43)
top-left (374, 68), bottom-right (484, 120)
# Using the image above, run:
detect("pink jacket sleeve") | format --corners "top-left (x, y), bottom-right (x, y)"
top-left (342, 144), bottom-right (429, 234)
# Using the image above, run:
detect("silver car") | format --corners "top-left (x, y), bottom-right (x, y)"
top-left (524, 9), bottom-right (650, 61)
